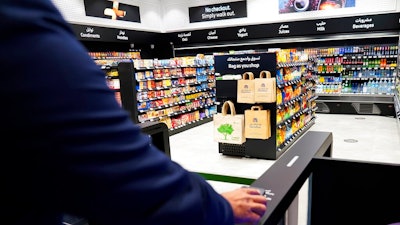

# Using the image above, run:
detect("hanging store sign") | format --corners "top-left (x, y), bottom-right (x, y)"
top-left (278, 24), bottom-right (291, 35)
top-left (79, 26), bottom-right (102, 39)
top-left (189, 1), bottom-right (247, 23)
top-left (214, 53), bottom-right (276, 75)
top-left (83, 0), bottom-right (141, 23)
top-left (352, 17), bottom-right (375, 30)
top-left (70, 12), bottom-right (400, 46)
top-left (168, 12), bottom-right (400, 46)
top-left (279, 0), bottom-right (356, 14)
top-left (70, 24), bottom-right (159, 43)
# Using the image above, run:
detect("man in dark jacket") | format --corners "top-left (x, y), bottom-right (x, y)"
top-left (0, 1), bottom-right (267, 225)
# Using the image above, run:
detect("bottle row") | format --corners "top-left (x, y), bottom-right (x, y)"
top-left (315, 79), bottom-right (396, 94)
top-left (316, 62), bottom-right (397, 74)
top-left (316, 55), bottom-right (397, 67)
top-left (317, 73), bottom-right (396, 83)
top-left (305, 45), bottom-right (399, 57)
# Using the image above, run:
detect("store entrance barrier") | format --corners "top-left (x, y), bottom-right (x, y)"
top-left (137, 121), bottom-right (171, 157)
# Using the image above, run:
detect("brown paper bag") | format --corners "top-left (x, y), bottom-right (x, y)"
top-left (237, 72), bottom-right (255, 104)
top-left (254, 70), bottom-right (276, 103)
top-left (244, 105), bottom-right (271, 140)
top-left (213, 101), bottom-right (245, 144)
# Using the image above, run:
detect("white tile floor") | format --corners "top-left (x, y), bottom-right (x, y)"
top-left (169, 113), bottom-right (400, 225)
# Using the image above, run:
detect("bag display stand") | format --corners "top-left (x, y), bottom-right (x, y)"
top-left (214, 52), bottom-right (317, 160)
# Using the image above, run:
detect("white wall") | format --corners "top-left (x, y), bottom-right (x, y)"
top-left (51, 0), bottom-right (399, 33)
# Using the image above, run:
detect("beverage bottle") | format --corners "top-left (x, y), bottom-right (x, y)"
top-left (362, 82), bottom-right (367, 93)
top-left (365, 80), bottom-right (370, 93)
top-left (373, 81), bottom-right (379, 94)
top-left (388, 80), bottom-right (394, 94)
top-left (378, 80), bottom-right (383, 94)
top-left (369, 81), bottom-right (374, 94)
top-left (382, 80), bottom-right (388, 94)
top-left (342, 81), bottom-right (347, 93)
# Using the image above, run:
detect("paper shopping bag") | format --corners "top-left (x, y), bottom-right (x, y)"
top-left (237, 72), bottom-right (255, 104)
top-left (213, 100), bottom-right (245, 144)
top-left (244, 105), bottom-right (271, 140)
top-left (254, 70), bottom-right (276, 103)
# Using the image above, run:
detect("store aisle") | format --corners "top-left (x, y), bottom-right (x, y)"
top-left (168, 113), bottom-right (400, 225)
top-left (169, 113), bottom-right (400, 177)
top-left (310, 113), bottom-right (400, 164)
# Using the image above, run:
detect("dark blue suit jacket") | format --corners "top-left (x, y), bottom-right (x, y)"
top-left (0, 1), bottom-right (233, 224)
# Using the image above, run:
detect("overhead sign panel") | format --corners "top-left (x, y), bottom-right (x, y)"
top-left (189, 1), bottom-right (247, 23)
top-left (169, 12), bottom-right (400, 46)
top-left (83, 0), bottom-right (141, 23)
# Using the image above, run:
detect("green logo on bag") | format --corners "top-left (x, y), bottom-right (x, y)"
top-left (217, 123), bottom-right (234, 140)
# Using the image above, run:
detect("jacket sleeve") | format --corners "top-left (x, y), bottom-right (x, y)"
top-left (0, 1), bottom-right (234, 225)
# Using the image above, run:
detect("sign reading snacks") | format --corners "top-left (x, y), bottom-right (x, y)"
top-left (189, 1), bottom-right (247, 23)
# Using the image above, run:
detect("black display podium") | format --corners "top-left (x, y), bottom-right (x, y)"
top-left (214, 52), bottom-right (317, 160)
top-left (310, 158), bottom-right (400, 225)
top-left (250, 131), bottom-right (333, 225)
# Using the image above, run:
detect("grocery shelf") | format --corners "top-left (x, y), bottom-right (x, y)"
top-left (316, 93), bottom-right (394, 104)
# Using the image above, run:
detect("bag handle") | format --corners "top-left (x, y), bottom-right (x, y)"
top-left (221, 100), bottom-right (236, 116)
top-left (242, 72), bottom-right (255, 80)
top-left (251, 105), bottom-right (263, 111)
top-left (259, 70), bottom-right (271, 78)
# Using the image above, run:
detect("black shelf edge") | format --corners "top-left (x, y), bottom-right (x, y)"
top-left (169, 117), bottom-right (213, 136)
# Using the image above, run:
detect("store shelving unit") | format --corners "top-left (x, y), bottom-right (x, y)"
top-left (125, 56), bottom-right (217, 135)
top-left (313, 45), bottom-right (398, 116)
top-left (214, 52), bottom-right (317, 160)
top-left (275, 57), bottom-right (318, 153)
top-left (90, 52), bottom-right (140, 116)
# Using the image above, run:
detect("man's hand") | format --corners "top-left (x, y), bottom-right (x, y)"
top-left (221, 187), bottom-right (268, 224)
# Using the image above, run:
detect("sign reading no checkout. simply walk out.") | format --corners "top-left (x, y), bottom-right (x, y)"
top-left (189, 1), bottom-right (247, 23)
